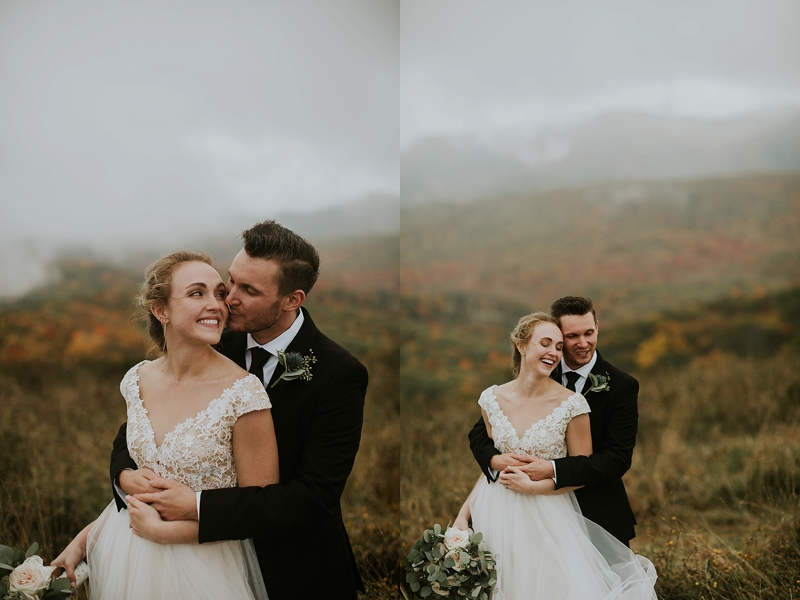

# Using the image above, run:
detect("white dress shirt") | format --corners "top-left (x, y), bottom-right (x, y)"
top-left (558, 350), bottom-right (598, 395)
top-left (550, 350), bottom-right (597, 483)
top-left (244, 309), bottom-right (305, 384)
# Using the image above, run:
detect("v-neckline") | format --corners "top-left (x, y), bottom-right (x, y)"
top-left (490, 385), bottom-right (579, 442)
top-left (131, 361), bottom-right (252, 451)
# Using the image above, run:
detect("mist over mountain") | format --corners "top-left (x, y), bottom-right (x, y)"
top-left (401, 109), bottom-right (800, 205)
top-left (0, 194), bottom-right (399, 300)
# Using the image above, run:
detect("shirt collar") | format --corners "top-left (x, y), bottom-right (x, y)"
top-left (560, 350), bottom-right (597, 379)
top-left (246, 309), bottom-right (305, 355)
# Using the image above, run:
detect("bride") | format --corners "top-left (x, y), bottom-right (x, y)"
top-left (453, 312), bottom-right (656, 599)
top-left (52, 251), bottom-right (276, 599)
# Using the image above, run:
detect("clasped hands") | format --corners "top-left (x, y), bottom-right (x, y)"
top-left (120, 468), bottom-right (198, 539)
top-left (491, 453), bottom-right (556, 495)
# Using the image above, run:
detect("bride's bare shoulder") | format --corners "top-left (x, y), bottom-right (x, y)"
top-left (134, 358), bottom-right (161, 384)
top-left (552, 380), bottom-right (576, 401)
top-left (493, 381), bottom-right (515, 400)
top-left (215, 353), bottom-right (250, 383)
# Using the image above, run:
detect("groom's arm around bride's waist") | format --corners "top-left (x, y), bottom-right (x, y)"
top-left (553, 368), bottom-right (639, 490)
top-left (199, 360), bottom-right (367, 541)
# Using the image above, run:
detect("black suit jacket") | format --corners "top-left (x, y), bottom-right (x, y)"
top-left (468, 351), bottom-right (639, 544)
top-left (110, 308), bottom-right (368, 600)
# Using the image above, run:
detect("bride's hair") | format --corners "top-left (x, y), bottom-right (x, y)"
top-left (137, 250), bottom-right (214, 355)
top-left (510, 311), bottom-right (559, 377)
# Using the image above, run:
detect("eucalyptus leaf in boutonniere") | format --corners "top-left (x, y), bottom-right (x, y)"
top-left (270, 349), bottom-right (316, 388)
top-left (587, 372), bottom-right (611, 393)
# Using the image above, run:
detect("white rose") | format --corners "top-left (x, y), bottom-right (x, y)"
top-left (443, 527), bottom-right (470, 550)
top-left (8, 555), bottom-right (56, 600)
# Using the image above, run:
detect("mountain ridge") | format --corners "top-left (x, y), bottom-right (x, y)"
top-left (402, 109), bottom-right (800, 205)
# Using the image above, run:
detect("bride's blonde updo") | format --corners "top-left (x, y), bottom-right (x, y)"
top-left (137, 250), bottom-right (214, 355)
top-left (510, 312), bottom-right (559, 378)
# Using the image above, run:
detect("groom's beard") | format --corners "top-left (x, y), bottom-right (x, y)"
top-left (226, 298), bottom-right (281, 335)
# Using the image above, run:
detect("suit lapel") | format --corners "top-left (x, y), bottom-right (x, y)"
top-left (265, 307), bottom-right (319, 404)
top-left (582, 351), bottom-right (608, 400)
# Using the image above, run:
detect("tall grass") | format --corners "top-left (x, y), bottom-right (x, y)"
top-left (401, 351), bottom-right (800, 599)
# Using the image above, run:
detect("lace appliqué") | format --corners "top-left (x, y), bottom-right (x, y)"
top-left (478, 386), bottom-right (590, 459)
top-left (121, 362), bottom-right (271, 491)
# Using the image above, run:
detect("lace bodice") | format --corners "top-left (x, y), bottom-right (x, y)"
top-left (478, 386), bottom-right (590, 459)
top-left (122, 361), bottom-right (271, 491)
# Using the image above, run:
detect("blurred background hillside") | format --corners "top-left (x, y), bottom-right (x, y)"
top-left (401, 2), bottom-right (800, 598)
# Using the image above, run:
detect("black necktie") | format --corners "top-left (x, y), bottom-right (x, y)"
top-left (248, 347), bottom-right (271, 386)
top-left (565, 371), bottom-right (581, 392)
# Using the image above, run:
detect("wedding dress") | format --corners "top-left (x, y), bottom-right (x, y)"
top-left (470, 386), bottom-right (657, 600)
top-left (86, 362), bottom-right (270, 600)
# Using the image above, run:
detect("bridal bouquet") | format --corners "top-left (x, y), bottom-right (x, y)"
top-left (0, 543), bottom-right (88, 600)
top-left (403, 524), bottom-right (496, 599)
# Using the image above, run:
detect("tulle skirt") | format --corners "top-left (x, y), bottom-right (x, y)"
top-left (86, 500), bottom-right (268, 600)
top-left (470, 479), bottom-right (656, 600)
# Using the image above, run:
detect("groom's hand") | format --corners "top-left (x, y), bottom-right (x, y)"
top-left (508, 454), bottom-right (555, 481)
top-left (489, 453), bottom-right (527, 472)
top-left (134, 477), bottom-right (198, 521)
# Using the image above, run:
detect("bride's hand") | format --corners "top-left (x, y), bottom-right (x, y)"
top-left (51, 534), bottom-right (87, 588)
top-left (497, 467), bottom-right (536, 494)
top-left (119, 468), bottom-right (160, 496)
top-left (128, 495), bottom-right (166, 543)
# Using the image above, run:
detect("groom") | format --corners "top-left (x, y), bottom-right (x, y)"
top-left (110, 220), bottom-right (368, 599)
top-left (469, 296), bottom-right (639, 546)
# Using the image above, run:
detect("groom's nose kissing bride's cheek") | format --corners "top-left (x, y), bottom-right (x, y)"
top-left (52, 221), bottom-right (368, 600)
top-left (449, 297), bottom-right (658, 599)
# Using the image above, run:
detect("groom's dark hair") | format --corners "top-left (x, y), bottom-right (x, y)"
top-left (241, 220), bottom-right (320, 296)
top-left (550, 296), bottom-right (597, 324)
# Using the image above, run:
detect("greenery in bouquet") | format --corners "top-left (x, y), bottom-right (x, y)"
top-left (403, 524), bottom-right (497, 599)
top-left (0, 543), bottom-right (87, 600)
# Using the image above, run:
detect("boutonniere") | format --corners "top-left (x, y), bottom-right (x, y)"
top-left (270, 349), bottom-right (316, 388)
top-left (586, 372), bottom-right (611, 393)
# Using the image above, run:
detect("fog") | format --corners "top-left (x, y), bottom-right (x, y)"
top-left (0, 0), bottom-right (398, 296)
top-left (401, 0), bottom-right (800, 146)
top-left (0, 1), bottom-right (398, 235)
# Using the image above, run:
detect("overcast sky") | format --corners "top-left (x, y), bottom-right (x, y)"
top-left (401, 0), bottom-right (800, 147)
top-left (0, 0), bottom-right (398, 249)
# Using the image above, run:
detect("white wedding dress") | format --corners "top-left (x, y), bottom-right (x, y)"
top-left (470, 386), bottom-right (657, 600)
top-left (86, 362), bottom-right (270, 600)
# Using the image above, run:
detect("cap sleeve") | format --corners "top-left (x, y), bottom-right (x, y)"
top-left (477, 386), bottom-right (496, 413)
top-left (568, 393), bottom-right (591, 419)
top-left (231, 374), bottom-right (272, 419)
top-left (120, 360), bottom-right (147, 410)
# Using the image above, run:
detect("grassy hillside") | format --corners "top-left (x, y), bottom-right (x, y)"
top-left (0, 237), bottom-right (399, 599)
top-left (402, 173), bottom-right (800, 324)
